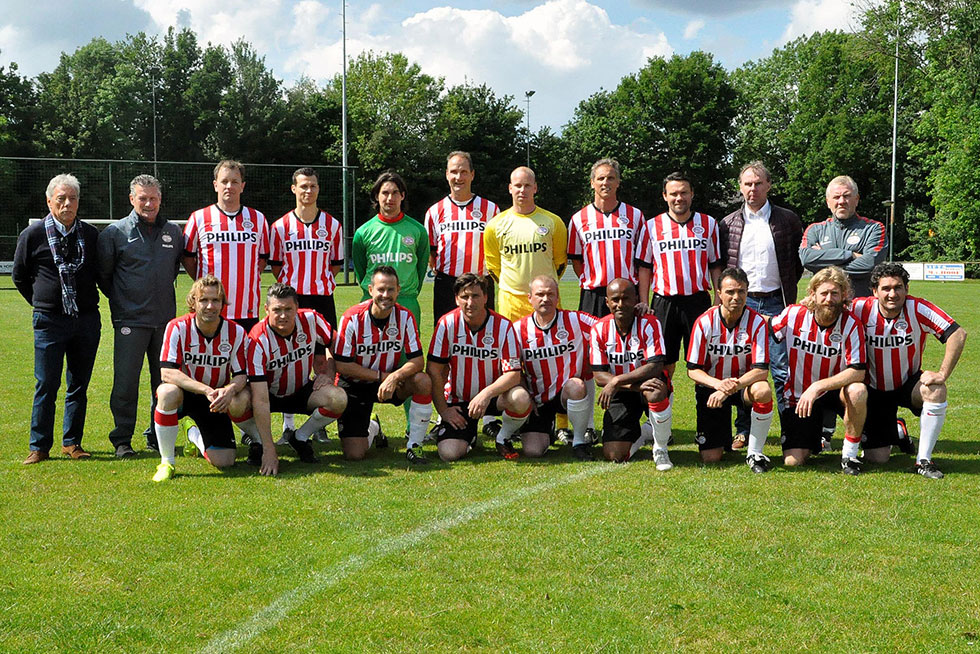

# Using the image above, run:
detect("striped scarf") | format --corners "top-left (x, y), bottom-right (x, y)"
top-left (43, 213), bottom-right (85, 317)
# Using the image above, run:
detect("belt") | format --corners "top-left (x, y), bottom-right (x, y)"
top-left (747, 290), bottom-right (781, 299)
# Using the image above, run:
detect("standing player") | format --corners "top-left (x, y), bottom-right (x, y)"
top-left (183, 160), bottom-right (269, 332)
top-left (152, 276), bottom-right (251, 481)
top-left (484, 166), bottom-right (567, 322)
top-left (244, 283), bottom-right (348, 474)
top-left (269, 167), bottom-right (344, 442)
top-left (567, 158), bottom-right (651, 317)
top-left (851, 263), bottom-right (967, 478)
top-left (334, 267), bottom-right (433, 463)
top-left (427, 274), bottom-right (531, 462)
top-left (686, 267), bottom-right (773, 471)
top-left (425, 151), bottom-right (500, 325)
top-left (590, 278), bottom-right (672, 466)
top-left (770, 266), bottom-right (868, 473)
top-left (516, 276), bottom-right (596, 460)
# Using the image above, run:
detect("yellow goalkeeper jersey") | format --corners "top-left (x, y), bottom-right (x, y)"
top-left (484, 206), bottom-right (567, 299)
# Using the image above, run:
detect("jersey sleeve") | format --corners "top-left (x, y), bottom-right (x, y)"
top-left (750, 314), bottom-right (770, 369)
top-left (707, 216), bottom-right (721, 264)
top-left (427, 317), bottom-right (451, 363)
top-left (230, 324), bottom-right (247, 376)
top-left (257, 213), bottom-right (270, 259)
top-left (843, 317), bottom-right (867, 368)
top-left (314, 310), bottom-right (332, 348)
top-left (552, 213), bottom-right (568, 272)
top-left (160, 319), bottom-right (183, 368)
top-left (590, 322), bottom-right (609, 371)
top-left (269, 221), bottom-right (284, 266)
top-left (403, 310), bottom-right (423, 359)
top-left (425, 205), bottom-right (439, 250)
top-left (416, 222), bottom-right (430, 282)
top-left (685, 315), bottom-right (709, 369)
top-left (246, 335), bottom-right (269, 382)
top-left (183, 215), bottom-right (199, 256)
top-left (330, 217), bottom-right (344, 266)
top-left (500, 321), bottom-right (522, 373)
top-left (770, 306), bottom-right (791, 343)
top-left (334, 311), bottom-right (357, 362)
top-left (633, 212), bottom-right (653, 269)
top-left (483, 219), bottom-right (500, 280)
top-left (914, 298), bottom-right (957, 341)
top-left (641, 315), bottom-right (666, 363)
top-left (567, 214), bottom-right (583, 259)
top-left (352, 227), bottom-right (367, 285)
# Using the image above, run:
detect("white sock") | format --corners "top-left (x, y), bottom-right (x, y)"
top-left (407, 398), bottom-right (433, 448)
top-left (235, 417), bottom-right (259, 440)
top-left (841, 435), bottom-right (861, 460)
top-left (295, 408), bottom-right (337, 442)
top-left (918, 402), bottom-right (947, 461)
top-left (566, 396), bottom-right (592, 446)
top-left (630, 421), bottom-right (654, 458)
top-left (187, 425), bottom-right (205, 455)
top-left (283, 413), bottom-right (295, 430)
top-left (748, 404), bottom-right (773, 457)
top-left (154, 408), bottom-right (178, 466)
top-left (586, 378), bottom-right (596, 408)
top-left (650, 401), bottom-right (672, 451)
top-left (498, 408), bottom-right (529, 444)
top-left (367, 417), bottom-right (379, 448)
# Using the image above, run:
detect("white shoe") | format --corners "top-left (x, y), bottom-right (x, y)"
top-left (653, 448), bottom-right (673, 472)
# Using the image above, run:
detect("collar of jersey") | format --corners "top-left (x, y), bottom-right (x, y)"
top-left (194, 316), bottom-right (224, 341)
top-left (378, 212), bottom-right (404, 224)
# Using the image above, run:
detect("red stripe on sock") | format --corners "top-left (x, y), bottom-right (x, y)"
top-left (753, 401), bottom-right (773, 413)
top-left (650, 398), bottom-right (670, 412)
top-left (506, 406), bottom-right (531, 419)
top-left (412, 394), bottom-right (432, 404)
top-left (844, 434), bottom-right (861, 444)
top-left (154, 410), bottom-right (179, 427)
top-left (318, 407), bottom-right (343, 419)
top-left (231, 410), bottom-right (253, 423)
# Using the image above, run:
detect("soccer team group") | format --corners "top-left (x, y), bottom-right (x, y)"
top-left (13, 153), bottom-right (967, 481)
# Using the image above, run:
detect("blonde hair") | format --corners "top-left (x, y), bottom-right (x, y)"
top-left (187, 275), bottom-right (226, 312)
top-left (801, 266), bottom-right (852, 310)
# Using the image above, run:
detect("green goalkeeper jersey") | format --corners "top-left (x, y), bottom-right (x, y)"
top-left (351, 213), bottom-right (429, 300)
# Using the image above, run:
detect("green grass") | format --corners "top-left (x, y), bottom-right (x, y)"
top-left (1, 277), bottom-right (979, 653)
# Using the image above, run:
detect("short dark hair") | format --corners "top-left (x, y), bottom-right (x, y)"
top-left (663, 171), bottom-right (693, 193)
top-left (214, 159), bottom-right (244, 181)
top-left (292, 167), bottom-right (317, 185)
top-left (871, 262), bottom-right (910, 290)
top-left (370, 170), bottom-right (408, 210)
top-left (267, 282), bottom-right (299, 304)
top-left (719, 266), bottom-right (749, 288)
top-left (372, 265), bottom-right (400, 285)
top-left (453, 273), bottom-right (488, 297)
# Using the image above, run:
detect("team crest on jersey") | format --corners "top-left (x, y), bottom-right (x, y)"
top-left (829, 333), bottom-right (843, 343)
top-left (317, 228), bottom-right (328, 238)
top-left (737, 330), bottom-right (749, 343)
top-left (218, 343), bottom-right (232, 353)
top-left (628, 337), bottom-right (640, 347)
top-left (536, 225), bottom-right (549, 235)
top-left (895, 320), bottom-right (908, 331)
top-left (162, 234), bottom-right (173, 243)
top-left (846, 234), bottom-right (860, 245)
top-left (296, 333), bottom-right (308, 344)
top-left (402, 236), bottom-right (415, 246)
top-left (386, 326), bottom-right (399, 337)
top-left (482, 336), bottom-right (495, 346)
top-left (692, 225), bottom-right (705, 236)
top-left (471, 209), bottom-right (483, 220)
top-left (242, 220), bottom-right (254, 230)
top-left (618, 216), bottom-right (630, 226)
top-left (555, 330), bottom-right (568, 340)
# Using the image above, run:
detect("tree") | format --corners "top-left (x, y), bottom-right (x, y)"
top-left (0, 59), bottom-right (38, 156)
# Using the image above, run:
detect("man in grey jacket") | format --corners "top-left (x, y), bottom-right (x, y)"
top-left (97, 175), bottom-right (184, 457)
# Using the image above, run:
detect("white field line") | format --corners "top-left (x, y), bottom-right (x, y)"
top-left (199, 463), bottom-right (619, 654)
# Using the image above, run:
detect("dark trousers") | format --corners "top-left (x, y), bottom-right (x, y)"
top-left (734, 293), bottom-right (788, 436)
top-left (109, 324), bottom-right (165, 447)
top-left (30, 310), bottom-right (101, 452)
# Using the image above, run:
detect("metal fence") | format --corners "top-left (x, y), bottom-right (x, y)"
top-left (0, 157), bottom-right (358, 277)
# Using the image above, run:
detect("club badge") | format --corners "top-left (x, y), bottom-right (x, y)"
top-left (536, 225), bottom-right (549, 235)
top-left (317, 228), bottom-right (328, 238)
top-left (402, 236), bottom-right (415, 246)
top-left (386, 326), bottom-right (399, 337)
top-left (482, 336), bottom-right (495, 346)
top-left (471, 209), bottom-right (483, 220)
top-left (242, 220), bottom-right (254, 230)
top-left (219, 343), bottom-right (232, 353)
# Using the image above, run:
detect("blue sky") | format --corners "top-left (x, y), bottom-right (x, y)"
top-left (0, 0), bottom-right (862, 130)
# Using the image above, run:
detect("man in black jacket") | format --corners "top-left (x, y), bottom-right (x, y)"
top-left (98, 175), bottom-right (184, 457)
top-left (13, 174), bottom-right (102, 464)
top-left (718, 162), bottom-right (803, 446)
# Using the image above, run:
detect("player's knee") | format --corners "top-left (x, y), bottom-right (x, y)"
top-left (208, 449), bottom-right (236, 468)
top-left (843, 382), bottom-right (867, 406)
top-left (700, 447), bottom-right (724, 464)
top-left (919, 382), bottom-right (946, 403)
top-left (507, 387), bottom-right (532, 413)
top-left (749, 381), bottom-right (772, 404)
top-left (784, 450), bottom-right (809, 466)
top-left (412, 372), bottom-right (431, 395)
top-left (564, 377), bottom-right (586, 401)
top-left (155, 383), bottom-right (182, 410)
top-left (227, 391), bottom-right (250, 418)
top-left (523, 443), bottom-right (548, 458)
top-left (863, 446), bottom-right (891, 464)
top-left (437, 441), bottom-right (467, 462)
top-left (643, 386), bottom-right (668, 404)
top-left (325, 386), bottom-right (347, 414)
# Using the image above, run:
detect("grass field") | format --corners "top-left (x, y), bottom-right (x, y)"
top-left (1, 276), bottom-right (979, 653)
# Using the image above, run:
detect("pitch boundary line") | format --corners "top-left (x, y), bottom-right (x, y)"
top-left (199, 462), bottom-right (619, 653)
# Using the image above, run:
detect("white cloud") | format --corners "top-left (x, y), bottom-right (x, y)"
top-left (134, 0), bottom-right (288, 53)
top-left (683, 19), bottom-right (705, 39)
top-left (780, 0), bottom-right (861, 43)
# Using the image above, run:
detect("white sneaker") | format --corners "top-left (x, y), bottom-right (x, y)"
top-left (653, 448), bottom-right (673, 472)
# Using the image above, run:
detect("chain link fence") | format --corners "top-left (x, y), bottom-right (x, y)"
top-left (0, 157), bottom-right (358, 281)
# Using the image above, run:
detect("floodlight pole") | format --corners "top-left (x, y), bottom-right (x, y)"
top-left (525, 90), bottom-right (535, 167)
top-left (888, 6), bottom-right (900, 261)
top-left (341, 0), bottom-right (350, 283)
top-left (151, 70), bottom-right (158, 179)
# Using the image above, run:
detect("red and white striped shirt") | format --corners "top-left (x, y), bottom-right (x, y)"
top-left (567, 202), bottom-right (649, 289)
top-left (183, 205), bottom-right (270, 320)
top-left (686, 305), bottom-right (769, 380)
top-left (638, 212), bottom-right (720, 296)
top-left (269, 210), bottom-right (344, 295)
top-left (589, 313), bottom-right (666, 378)
top-left (517, 310), bottom-right (596, 404)
top-left (160, 314), bottom-right (248, 389)
top-left (771, 305), bottom-right (866, 407)
top-left (425, 195), bottom-right (499, 276)
top-left (851, 296), bottom-right (958, 391)
top-left (334, 300), bottom-right (423, 374)
top-left (428, 308), bottom-right (521, 404)
top-left (247, 308), bottom-right (332, 398)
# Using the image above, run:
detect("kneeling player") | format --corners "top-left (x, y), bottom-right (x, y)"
top-left (851, 263), bottom-right (966, 478)
top-left (427, 273), bottom-right (532, 462)
top-left (517, 275), bottom-right (597, 459)
top-left (590, 278), bottom-right (672, 466)
top-left (245, 283), bottom-right (347, 475)
top-left (334, 266), bottom-right (432, 462)
top-left (686, 267), bottom-right (773, 471)
top-left (771, 267), bottom-right (868, 473)
top-left (153, 276), bottom-right (251, 481)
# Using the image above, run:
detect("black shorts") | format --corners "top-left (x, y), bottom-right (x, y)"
top-left (336, 376), bottom-right (408, 439)
top-left (602, 391), bottom-right (647, 443)
top-left (779, 393), bottom-right (846, 452)
top-left (179, 392), bottom-right (235, 449)
top-left (298, 293), bottom-right (337, 329)
top-left (863, 371), bottom-right (922, 449)
top-left (652, 291), bottom-right (710, 364)
top-left (579, 286), bottom-right (609, 318)
top-left (429, 398), bottom-right (502, 444)
top-left (268, 380), bottom-right (317, 415)
top-left (234, 317), bottom-right (260, 333)
top-left (694, 384), bottom-right (751, 451)
top-left (433, 272), bottom-right (495, 326)
top-left (521, 394), bottom-right (564, 435)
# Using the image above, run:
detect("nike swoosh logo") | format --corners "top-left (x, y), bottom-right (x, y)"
top-left (128, 237), bottom-right (139, 242)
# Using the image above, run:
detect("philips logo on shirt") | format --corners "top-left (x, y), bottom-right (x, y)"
top-left (451, 344), bottom-right (499, 359)
top-left (356, 341), bottom-right (402, 355)
top-left (792, 337), bottom-right (841, 357)
top-left (445, 220), bottom-right (485, 232)
top-left (658, 238), bottom-right (708, 252)
top-left (582, 229), bottom-right (632, 243)
top-left (523, 342), bottom-right (575, 360)
top-left (707, 343), bottom-right (752, 356)
top-left (868, 334), bottom-right (914, 348)
top-left (202, 231), bottom-right (258, 244)
top-left (503, 243), bottom-right (547, 255)
top-left (184, 352), bottom-right (230, 367)
top-left (369, 252), bottom-right (414, 264)
top-left (267, 344), bottom-right (314, 369)
top-left (608, 350), bottom-right (642, 365)
top-left (284, 240), bottom-right (331, 253)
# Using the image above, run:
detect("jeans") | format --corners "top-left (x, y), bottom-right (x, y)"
top-left (108, 324), bottom-right (165, 447)
top-left (30, 310), bottom-right (101, 451)
top-left (734, 293), bottom-right (788, 436)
